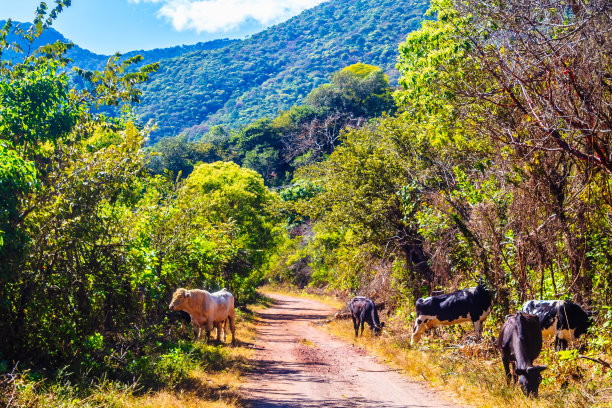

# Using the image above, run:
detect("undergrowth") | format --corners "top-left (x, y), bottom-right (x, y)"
top-left (0, 300), bottom-right (267, 408)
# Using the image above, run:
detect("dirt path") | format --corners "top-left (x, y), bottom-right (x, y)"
top-left (242, 293), bottom-right (463, 408)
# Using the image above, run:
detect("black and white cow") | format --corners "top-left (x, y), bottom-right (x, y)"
top-left (521, 300), bottom-right (594, 350)
top-left (349, 296), bottom-right (385, 337)
top-left (411, 283), bottom-right (493, 345)
top-left (498, 312), bottom-right (547, 397)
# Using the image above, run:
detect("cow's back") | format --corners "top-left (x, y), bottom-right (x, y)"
top-left (499, 312), bottom-right (542, 362)
top-left (521, 300), bottom-right (559, 335)
top-left (520, 313), bottom-right (543, 362)
top-left (210, 289), bottom-right (235, 321)
top-left (350, 297), bottom-right (370, 316)
top-left (179, 289), bottom-right (214, 325)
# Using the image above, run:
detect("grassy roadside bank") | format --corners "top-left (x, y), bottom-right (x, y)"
top-left (0, 297), bottom-right (272, 408)
top-left (324, 320), bottom-right (612, 408)
top-left (265, 285), bottom-right (612, 408)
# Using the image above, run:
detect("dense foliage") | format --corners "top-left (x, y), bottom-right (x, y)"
top-left (148, 63), bottom-right (397, 186)
top-left (0, 7), bottom-right (280, 383)
top-left (272, 0), bottom-right (612, 330)
top-left (136, 0), bottom-right (427, 141)
top-left (2, 0), bottom-right (612, 405)
top-left (4, 0), bottom-right (427, 143)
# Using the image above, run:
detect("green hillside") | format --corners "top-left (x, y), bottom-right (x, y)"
top-left (135, 0), bottom-right (428, 142)
top-left (3, 0), bottom-right (428, 143)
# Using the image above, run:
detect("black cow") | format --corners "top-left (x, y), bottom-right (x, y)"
top-left (349, 296), bottom-right (385, 337)
top-left (411, 283), bottom-right (493, 345)
top-left (521, 300), bottom-right (594, 350)
top-left (168, 310), bottom-right (192, 334)
top-left (498, 312), bottom-right (547, 397)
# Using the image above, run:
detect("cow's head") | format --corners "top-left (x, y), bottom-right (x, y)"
top-left (374, 322), bottom-right (385, 335)
top-left (516, 366), bottom-right (547, 397)
top-left (586, 310), bottom-right (596, 330)
top-left (575, 309), bottom-right (596, 338)
top-left (169, 288), bottom-right (189, 311)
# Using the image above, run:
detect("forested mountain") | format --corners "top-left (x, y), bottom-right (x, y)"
top-left (136, 0), bottom-right (428, 141)
top-left (4, 0), bottom-right (427, 143)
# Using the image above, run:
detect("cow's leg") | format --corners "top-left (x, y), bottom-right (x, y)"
top-left (351, 314), bottom-right (359, 337)
top-left (411, 318), bottom-right (426, 345)
top-left (359, 310), bottom-right (367, 337)
top-left (222, 318), bottom-right (228, 343)
top-left (228, 312), bottom-right (236, 345)
top-left (473, 320), bottom-right (483, 339)
top-left (501, 355), bottom-right (511, 384)
top-left (215, 321), bottom-right (222, 342)
top-left (555, 335), bottom-right (568, 351)
top-left (192, 322), bottom-right (201, 341)
top-left (205, 320), bottom-right (214, 344)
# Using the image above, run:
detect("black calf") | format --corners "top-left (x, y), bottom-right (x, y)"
top-left (168, 310), bottom-right (192, 334)
top-left (498, 312), bottom-right (547, 397)
top-left (349, 297), bottom-right (384, 337)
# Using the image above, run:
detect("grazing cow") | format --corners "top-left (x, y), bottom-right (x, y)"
top-left (498, 312), bottom-right (547, 397)
top-left (411, 283), bottom-right (493, 345)
top-left (169, 287), bottom-right (236, 344)
top-left (521, 300), bottom-right (594, 350)
top-left (349, 297), bottom-right (385, 337)
top-left (168, 310), bottom-right (192, 333)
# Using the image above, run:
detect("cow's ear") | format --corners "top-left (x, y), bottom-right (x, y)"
top-left (185, 291), bottom-right (191, 297)
top-left (515, 368), bottom-right (527, 376)
top-left (528, 366), bottom-right (547, 375)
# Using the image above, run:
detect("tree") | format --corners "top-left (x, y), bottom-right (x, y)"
top-left (181, 162), bottom-right (280, 295)
top-left (307, 63), bottom-right (396, 119)
top-left (449, 0), bottom-right (612, 178)
top-left (147, 134), bottom-right (221, 178)
top-left (394, 0), bottom-right (612, 304)
top-left (0, 5), bottom-right (161, 366)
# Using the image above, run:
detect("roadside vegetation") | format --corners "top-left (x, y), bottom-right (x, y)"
top-left (263, 0), bottom-right (612, 403)
top-left (0, 302), bottom-right (267, 408)
top-left (2, 0), bottom-right (612, 407)
top-left (324, 305), bottom-right (611, 408)
top-left (0, 4), bottom-right (278, 407)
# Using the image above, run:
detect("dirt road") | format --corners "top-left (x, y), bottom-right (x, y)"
top-left (242, 293), bottom-right (462, 408)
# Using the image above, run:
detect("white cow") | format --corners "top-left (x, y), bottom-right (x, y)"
top-left (169, 287), bottom-right (236, 344)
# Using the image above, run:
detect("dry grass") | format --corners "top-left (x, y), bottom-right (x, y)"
top-left (8, 290), bottom-right (609, 408)
top-left (119, 303), bottom-right (267, 408)
top-left (2, 303), bottom-right (266, 408)
top-left (263, 285), bottom-right (611, 407)
top-left (259, 283), bottom-right (346, 309)
top-left (313, 297), bottom-right (612, 408)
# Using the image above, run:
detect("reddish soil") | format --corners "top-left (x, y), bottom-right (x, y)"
top-left (242, 293), bottom-right (463, 408)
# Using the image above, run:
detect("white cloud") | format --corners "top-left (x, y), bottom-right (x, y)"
top-left (129, 0), bottom-right (325, 33)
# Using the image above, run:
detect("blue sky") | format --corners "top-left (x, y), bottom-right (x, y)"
top-left (1, 0), bottom-right (326, 54)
